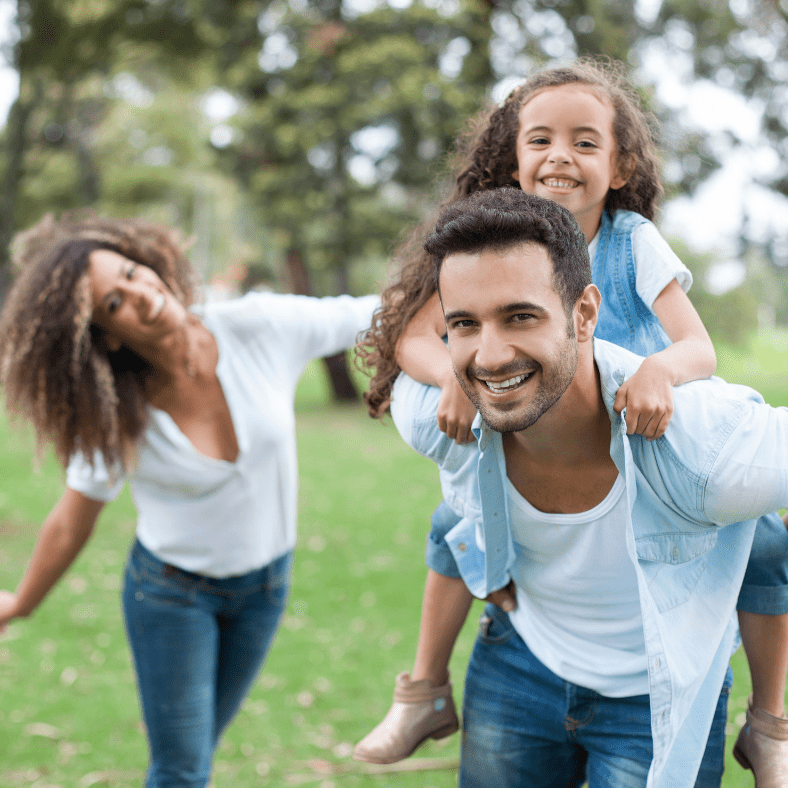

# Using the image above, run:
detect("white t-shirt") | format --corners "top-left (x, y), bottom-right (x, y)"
top-left (507, 475), bottom-right (650, 697)
top-left (67, 292), bottom-right (379, 578)
top-left (588, 221), bottom-right (692, 312)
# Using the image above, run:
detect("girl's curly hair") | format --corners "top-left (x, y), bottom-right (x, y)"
top-left (357, 57), bottom-right (663, 417)
top-left (0, 211), bottom-right (197, 472)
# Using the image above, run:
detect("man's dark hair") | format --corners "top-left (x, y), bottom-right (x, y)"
top-left (424, 188), bottom-right (592, 315)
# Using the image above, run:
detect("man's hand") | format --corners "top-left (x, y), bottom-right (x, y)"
top-left (783, 511), bottom-right (788, 530)
top-left (613, 356), bottom-right (675, 441)
top-left (437, 376), bottom-right (477, 444)
top-left (486, 580), bottom-right (517, 613)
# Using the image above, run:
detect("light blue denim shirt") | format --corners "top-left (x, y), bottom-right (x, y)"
top-left (391, 338), bottom-right (788, 788)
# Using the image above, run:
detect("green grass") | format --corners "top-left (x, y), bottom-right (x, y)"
top-left (0, 340), bottom-right (786, 787)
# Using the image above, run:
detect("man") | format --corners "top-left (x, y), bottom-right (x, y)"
top-left (389, 187), bottom-right (788, 787)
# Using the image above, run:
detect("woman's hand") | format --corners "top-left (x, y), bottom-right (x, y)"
top-left (437, 376), bottom-right (477, 444)
top-left (613, 355), bottom-right (675, 441)
top-left (0, 590), bottom-right (19, 634)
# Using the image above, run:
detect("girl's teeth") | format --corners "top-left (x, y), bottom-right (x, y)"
top-left (544, 179), bottom-right (577, 189)
top-left (486, 374), bottom-right (526, 391)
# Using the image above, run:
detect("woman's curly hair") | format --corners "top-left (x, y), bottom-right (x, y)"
top-left (0, 211), bottom-right (198, 473)
top-left (357, 56), bottom-right (663, 417)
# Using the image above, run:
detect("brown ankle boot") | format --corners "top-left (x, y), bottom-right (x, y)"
top-left (352, 672), bottom-right (459, 764)
top-left (733, 695), bottom-right (788, 787)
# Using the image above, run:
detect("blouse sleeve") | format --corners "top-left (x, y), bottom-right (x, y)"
top-left (210, 291), bottom-right (380, 374)
top-left (632, 222), bottom-right (693, 314)
top-left (66, 451), bottom-right (126, 502)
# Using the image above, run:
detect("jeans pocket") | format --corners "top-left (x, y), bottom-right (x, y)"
top-left (477, 603), bottom-right (515, 645)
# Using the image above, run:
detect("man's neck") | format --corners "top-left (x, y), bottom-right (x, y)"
top-left (502, 361), bottom-right (618, 514)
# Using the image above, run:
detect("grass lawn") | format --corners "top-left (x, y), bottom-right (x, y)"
top-left (0, 334), bottom-right (786, 787)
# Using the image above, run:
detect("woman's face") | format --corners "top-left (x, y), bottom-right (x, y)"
top-left (89, 248), bottom-right (188, 353)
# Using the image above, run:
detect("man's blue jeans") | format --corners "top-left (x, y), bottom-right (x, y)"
top-left (460, 603), bottom-right (732, 788)
top-left (122, 540), bottom-right (292, 788)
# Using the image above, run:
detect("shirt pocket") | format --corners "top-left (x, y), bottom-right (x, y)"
top-left (636, 531), bottom-right (718, 613)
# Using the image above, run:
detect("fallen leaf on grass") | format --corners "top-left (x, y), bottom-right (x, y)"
top-left (24, 722), bottom-right (61, 739)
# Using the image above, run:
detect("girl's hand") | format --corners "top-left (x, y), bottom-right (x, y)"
top-left (613, 356), bottom-right (674, 441)
top-left (782, 511), bottom-right (788, 530)
top-left (437, 375), bottom-right (477, 444)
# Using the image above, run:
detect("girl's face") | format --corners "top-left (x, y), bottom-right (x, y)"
top-left (511, 84), bottom-right (628, 242)
top-left (89, 248), bottom-right (188, 355)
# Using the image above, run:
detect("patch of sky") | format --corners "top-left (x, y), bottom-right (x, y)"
top-left (351, 124), bottom-right (397, 160)
top-left (258, 30), bottom-right (298, 73)
top-left (110, 73), bottom-right (154, 108)
top-left (439, 36), bottom-right (471, 79)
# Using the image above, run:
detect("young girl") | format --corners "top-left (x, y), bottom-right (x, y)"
top-left (355, 58), bottom-right (788, 784)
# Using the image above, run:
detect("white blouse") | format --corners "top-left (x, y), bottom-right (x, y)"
top-left (67, 292), bottom-right (379, 577)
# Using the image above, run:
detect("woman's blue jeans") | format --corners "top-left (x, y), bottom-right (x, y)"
top-left (122, 540), bottom-right (292, 788)
top-left (460, 603), bottom-right (731, 788)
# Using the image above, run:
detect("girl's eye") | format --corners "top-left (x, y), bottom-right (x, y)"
top-left (125, 264), bottom-right (137, 280)
top-left (577, 140), bottom-right (597, 149)
top-left (107, 295), bottom-right (121, 314)
top-left (529, 137), bottom-right (549, 145)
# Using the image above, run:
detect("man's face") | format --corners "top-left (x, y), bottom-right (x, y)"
top-left (440, 242), bottom-right (578, 433)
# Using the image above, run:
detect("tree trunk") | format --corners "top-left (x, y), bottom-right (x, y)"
top-left (283, 248), bottom-right (359, 402)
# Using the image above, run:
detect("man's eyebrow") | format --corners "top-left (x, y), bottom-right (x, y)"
top-left (443, 309), bottom-right (473, 324)
top-left (501, 302), bottom-right (547, 315)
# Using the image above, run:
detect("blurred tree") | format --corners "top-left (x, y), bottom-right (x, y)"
top-left (0, 0), bottom-right (208, 297)
top-left (217, 0), bottom-right (494, 397)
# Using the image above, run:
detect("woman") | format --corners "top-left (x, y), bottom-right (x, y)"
top-left (0, 212), bottom-right (378, 787)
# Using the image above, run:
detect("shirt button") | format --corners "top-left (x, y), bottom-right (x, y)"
top-left (457, 543), bottom-right (467, 552)
top-left (655, 657), bottom-right (661, 671)
top-left (672, 545), bottom-right (678, 561)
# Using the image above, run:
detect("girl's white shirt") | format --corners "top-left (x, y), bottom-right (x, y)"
top-left (67, 292), bottom-right (379, 578)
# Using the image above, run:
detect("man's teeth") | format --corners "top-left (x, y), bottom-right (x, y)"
top-left (543, 179), bottom-right (577, 189)
top-left (485, 374), bottom-right (528, 392)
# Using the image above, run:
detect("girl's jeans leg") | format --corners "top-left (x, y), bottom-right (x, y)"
top-left (122, 540), bottom-right (291, 788)
top-left (737, 512), bottom-right (788, 614)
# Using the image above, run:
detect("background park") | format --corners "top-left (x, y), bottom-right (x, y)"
top-left (0, 0), bottom-right (788, 785)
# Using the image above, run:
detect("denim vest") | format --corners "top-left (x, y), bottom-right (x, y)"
top-left (593, 210), bottom-right (672, 356)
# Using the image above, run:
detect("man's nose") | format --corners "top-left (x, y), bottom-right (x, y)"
top-left (474, 325), bottom-right (516, 372)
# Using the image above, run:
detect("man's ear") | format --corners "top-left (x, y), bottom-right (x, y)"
top-left (574, 284), bottom-right (600, 342)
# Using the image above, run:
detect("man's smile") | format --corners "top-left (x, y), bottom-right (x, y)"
top-left (481, 372), bottom-right (533, 393)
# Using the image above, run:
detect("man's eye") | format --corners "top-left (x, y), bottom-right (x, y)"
top-left (512, 313), bottom-right (533, 323)
top-left (108, 296), bottom-right (121, 314)
top-left (125, 264), bottom-right (137, 280)
top-left (452, 319), bottom-right (475, 329)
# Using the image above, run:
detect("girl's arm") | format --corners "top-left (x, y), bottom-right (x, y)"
top-left (613, 279), bottom-right (716, 440)
top-left (395, 291), bottom-right (477, 444)
top-left (0, 488), bottom-right (105, 632)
